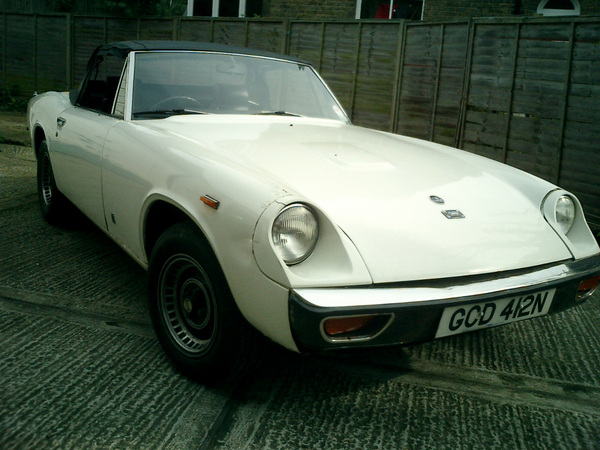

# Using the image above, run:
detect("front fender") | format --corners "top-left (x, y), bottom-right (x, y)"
top-left (252, 197), bottom-right (373, 289)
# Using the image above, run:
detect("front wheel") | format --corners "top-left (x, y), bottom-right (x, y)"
top-left (148, 222), bottom-right (258, 383)
top-left (37, 139), bottom-right (69, 225)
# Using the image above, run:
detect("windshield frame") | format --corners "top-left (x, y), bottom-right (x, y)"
top-left (125, 50), bottom-right (350, 123)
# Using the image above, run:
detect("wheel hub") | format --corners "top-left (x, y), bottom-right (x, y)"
top-left (158, 255), bottom-right (217, 355)
top-left (180, 279), bottom-right (211, 330)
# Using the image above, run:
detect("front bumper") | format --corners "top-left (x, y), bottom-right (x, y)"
top-left (289, 254), bottom-right (600, 352)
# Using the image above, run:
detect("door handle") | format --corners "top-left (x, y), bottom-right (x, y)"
top-left (57, 117), bottom-right (66, 127)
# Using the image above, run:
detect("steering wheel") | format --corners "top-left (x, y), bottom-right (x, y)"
top-left (150, 96), bottom-right (204, 111)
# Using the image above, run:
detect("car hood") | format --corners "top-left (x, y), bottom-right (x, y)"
top-left (143, 116), bottom-right (572, 283)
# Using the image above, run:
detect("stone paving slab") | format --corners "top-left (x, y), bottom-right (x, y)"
top-left (0, 306), bottom-right (228, 449)
top-left (211, 351), bottom-right (600, 449)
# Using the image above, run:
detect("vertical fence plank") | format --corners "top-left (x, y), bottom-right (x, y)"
top-left (353, 21), bottom-right (403, 131)
top-left (433, 23), bottom-right (469, 146)
top-left (556, 22), bottom-right (576, 185)
top-left (33, 14), bottom-right (37, 92)
top-left (32, 15), bottom-right (68, 92)
top-left (507, 22), bottom-right (572, 182)
top-left (280, 18), bottom-right (289, 54)
top-left (320, 22), bottom-right (361, 113)
top-left (390, 21), bottom-right (406, 133)
top-left (5, 14), bottom-right (36, 96)
top-left (318, 22), bottom-right (325, 72)
top-left (212, 19), bottom-right (246, 45)
top-left (179, 18), bottom-right (213, 42)
top-left (348, 22), bottom-right (362, 121)
top-left (502, 23), bottom-right (521, 163)
top-left (396, 23), bottom-right (445, 141)
top-left (72, 16), bottom-right (105, 86)
top-left (556, 21), bottom-right (600, 227)
top-left (106, 18), bottom-right (138, 42)
top-left (246, 20), bottom-right (284, 53)
top-left (66, 14), bottom-right (72, 89)
top-left (287, 21), bottom-right (322, 66)
top-left (460, 21), bottom-right (521, 162)
top-left (428, 24), bottom-right (444, 142)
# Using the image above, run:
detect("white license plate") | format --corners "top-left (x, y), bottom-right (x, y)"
top-left (435, 288), bottom-right (556, 338)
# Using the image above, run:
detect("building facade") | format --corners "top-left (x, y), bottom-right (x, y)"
top-left (424, 0), bottom-right (599, 21)
top-left (187, 0), bottom-right (598, 20)
top-left (1, 0), bottom-right (598, 19)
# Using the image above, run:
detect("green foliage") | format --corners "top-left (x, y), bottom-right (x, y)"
top-left (155, 0), bottom-right (187, 17)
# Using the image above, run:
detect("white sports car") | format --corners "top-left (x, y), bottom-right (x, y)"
top-left (28, 41), bottom-right (600, 383)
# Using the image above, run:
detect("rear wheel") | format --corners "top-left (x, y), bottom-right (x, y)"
top-left (37, 140), bottom-right (69, 224)
top-left (148, 221), bottom-right (258, 383)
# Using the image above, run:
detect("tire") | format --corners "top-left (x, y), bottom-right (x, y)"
top-left (37, 140), bottom-right (69, 225)
top-left (148, 221), bottom-right (258, 384)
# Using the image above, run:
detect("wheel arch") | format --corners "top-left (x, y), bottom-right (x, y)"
top-left (142, 195), bottom-right (298, 353)
top-left (143, 198), bottom-right (213, 264)
top-left (33, 125), bottom-right (47, 159)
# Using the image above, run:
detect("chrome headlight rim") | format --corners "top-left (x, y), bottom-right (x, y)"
top-left (271, 203), bottom-right (319, 266)
top-left (555, 194), bottom-right (575, 235)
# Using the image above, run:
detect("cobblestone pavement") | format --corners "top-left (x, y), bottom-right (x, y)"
top-left (1, 135), bottom-right (600, 449)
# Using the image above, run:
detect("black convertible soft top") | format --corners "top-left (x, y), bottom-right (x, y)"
top-left (93, 40), bottom-right (308, 64)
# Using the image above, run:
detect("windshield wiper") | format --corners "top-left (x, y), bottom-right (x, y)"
top-left (253, 111), bottom-right (302, 117)
top-left (134, 109), bottom-right (209, 118)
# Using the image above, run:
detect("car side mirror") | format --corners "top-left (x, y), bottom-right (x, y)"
top-left (69, 88), bottom-right (78, 105)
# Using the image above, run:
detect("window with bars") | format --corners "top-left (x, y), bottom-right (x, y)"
top-left (188, 0), bottom-right (262, 17)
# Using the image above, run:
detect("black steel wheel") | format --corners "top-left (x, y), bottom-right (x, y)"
top-left (37, 139), bottom-right (68, 224)
top-left (148, 221), bottom-right (257, 383)
top-left (157, 254), bottom-right (218, 357)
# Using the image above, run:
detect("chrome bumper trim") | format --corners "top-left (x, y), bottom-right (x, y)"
top-left (289, 254), bottom-right (600, 352)
top-left (293, 255), bottom-right (600, 308)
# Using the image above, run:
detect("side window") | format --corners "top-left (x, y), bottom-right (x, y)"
top-left (78, 53), bottom-right (126, 114)
top-left (112, 60), bottom-right (129, 119)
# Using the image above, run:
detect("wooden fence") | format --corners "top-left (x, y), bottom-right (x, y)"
top-left (1, 13), bottom-right (599, 229)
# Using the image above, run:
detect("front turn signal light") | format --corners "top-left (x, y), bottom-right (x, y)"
top-left (322, 314), bottom-right (393, 342)
top-left (577, 276), bottom-right (600, 301)
top-left (324, 315), bottom-right (376, 336)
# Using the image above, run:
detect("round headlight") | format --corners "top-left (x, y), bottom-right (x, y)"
top-left (272, 204), bottom-right (319, 265)
top-left (555, 195), bottom-right (575, 234)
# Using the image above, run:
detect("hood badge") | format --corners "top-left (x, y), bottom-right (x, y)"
top-left (430, 196), bottom-right (465, 219)
top-left (442, 210), bottom-right (465, 219)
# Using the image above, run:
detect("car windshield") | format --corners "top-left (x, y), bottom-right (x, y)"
top-left (131, 51), bottom-right (348, 122)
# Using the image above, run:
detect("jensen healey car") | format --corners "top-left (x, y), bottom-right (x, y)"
top-left (29, 40), bottom-right (600, 382)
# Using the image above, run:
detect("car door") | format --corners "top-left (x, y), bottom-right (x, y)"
top-left (99, 57), bottom-right (149, 260)
top-left (50, 51), bottom-right (125, 230)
